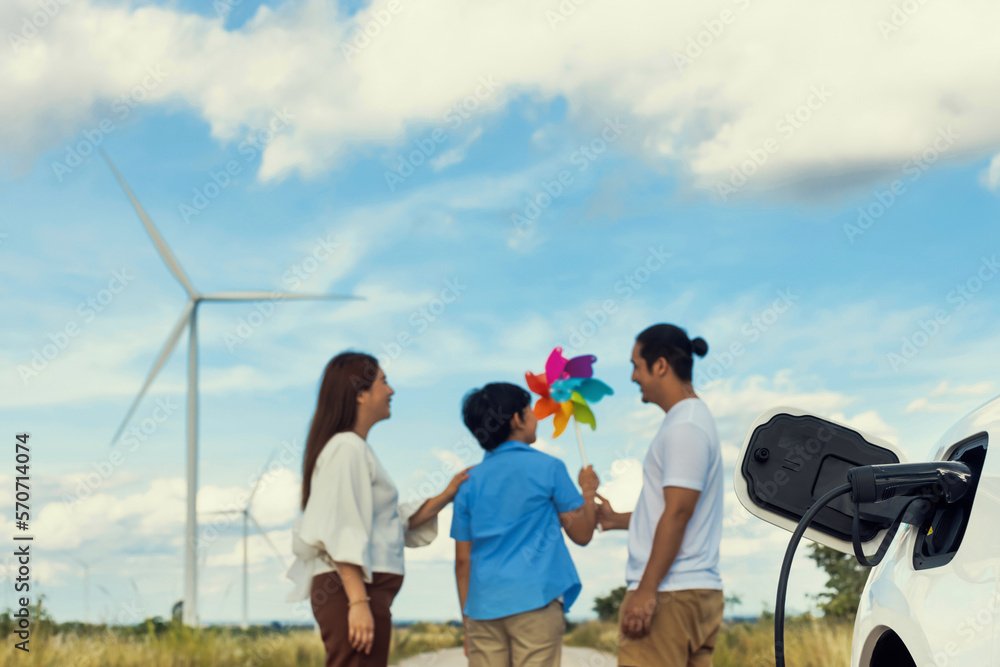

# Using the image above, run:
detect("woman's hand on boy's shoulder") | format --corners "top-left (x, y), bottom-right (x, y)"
top-left (443, 466), bottom-right (474, 501)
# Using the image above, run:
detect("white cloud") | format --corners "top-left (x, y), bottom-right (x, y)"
top-left (980, 152), bottom-right (1000, 191)
top-left (205, 529), bottom-right (292, 568)
top-left (33, 477), bottom-right (186, 550)
top-left (828, 409), bottom-right (898, 445)
top-left (198, 466), bottom-right (300, 528)
top-left (404, 505), bottom-right (455, 562)
top-left (700, 370), bottom-right (856, 419)
top-left (931, 380), bottom-right (995, 397)
top-left (531, 437), bottom-right (565, 458)
top-left (432, 448), bottom-right (468, 472)
top-left (905, 381), bottom-right (997, 414)
top-left (430, 126), bottom-right (483, 171)
top-left (29, 469), bottom-right (297, 556)
top-left (904, 397), bottom-right (963, 414)
top-left (4, 0), bottom-right (1000, 194)
top-left (596, 458), bottom-right (642, 513)
top-left (33, 559), bottom-right (73, 586)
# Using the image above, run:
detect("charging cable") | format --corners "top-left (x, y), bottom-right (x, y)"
top-left (773, 461), bottom-right (971, 667)
top-left (774, 483), bottom-right (851, 667)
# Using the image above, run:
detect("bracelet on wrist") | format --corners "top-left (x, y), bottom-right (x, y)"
top-left (348, 597), bottom-right (371, 607)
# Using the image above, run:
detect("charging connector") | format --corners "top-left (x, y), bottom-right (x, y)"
top-left (773, 461), bottom-right (973, 667)
top-left (848, 462), bottom-right (972, 505)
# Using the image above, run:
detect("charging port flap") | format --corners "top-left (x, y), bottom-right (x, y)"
top-left (734, 407), bottom-right (909, 557)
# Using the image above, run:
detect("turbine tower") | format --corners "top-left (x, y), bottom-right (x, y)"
top-left (201, 449), bottom-right (290, 629)
top-left (102, 151), bottom-right (362, 626)
top-left (71, 555), bottom-right (104, 623)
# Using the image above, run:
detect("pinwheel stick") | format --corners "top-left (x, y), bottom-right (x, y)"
top-left (573, 419), bottom-right (588, 467)
top-left (574, 418), bottom-right (603, 533)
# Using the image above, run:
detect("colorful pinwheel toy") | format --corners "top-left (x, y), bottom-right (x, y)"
top-left (525, 347), bottom-right (613, 465)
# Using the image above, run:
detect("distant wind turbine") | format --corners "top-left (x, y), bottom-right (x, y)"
top-left (101, 151), bottom-right (363, 627)
top-left (201, 450), bottom-right (290, 629)
top-left (71, 555), bottom-right (105, 624)
top-left (130, 577), bottom-right (146, 618)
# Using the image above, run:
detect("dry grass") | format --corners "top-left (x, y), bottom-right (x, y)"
top-left (565, 617), bottom-right (854, 667)
top-left (0, 621), bottom-right (463, 666)
top-left (3, 617), bottom-right (849, 665)
top-left (1, 626), bottom-right (325, 666)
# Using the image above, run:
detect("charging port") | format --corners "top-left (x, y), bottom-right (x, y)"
top-left (913, 433), bottom-right (988, 570)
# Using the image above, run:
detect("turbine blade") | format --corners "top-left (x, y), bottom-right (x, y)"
top-left (247, 448), bottom-right (278, 510)
top-left (200, 509), bottom-right (240, 516)
top-left (248, 514), bottom-right (288, 568)
top-left (201, 291), bottom-right (364, 302)
top-left (109, 303), bottom-right (194, 446)
top-left (101, 151), bottom-right (199, 298)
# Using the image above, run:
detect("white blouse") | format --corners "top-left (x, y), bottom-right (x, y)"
top-left (285, 431), bottom-right (437, 602)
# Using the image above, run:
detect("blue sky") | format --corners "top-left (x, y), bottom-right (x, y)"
top-left (2, 0), bottom-right (1000, 626)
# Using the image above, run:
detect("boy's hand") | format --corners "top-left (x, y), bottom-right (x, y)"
top-left (578, 465), bottom-right (599, 497)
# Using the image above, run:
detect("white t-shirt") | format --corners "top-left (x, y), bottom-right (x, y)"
top-left (626, 397), bottom-right (723, 592)
top-left (284, 431), bottom-right (437, 601)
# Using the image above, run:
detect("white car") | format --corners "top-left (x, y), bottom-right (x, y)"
top-left (733, 398), bottom-right (998, 667)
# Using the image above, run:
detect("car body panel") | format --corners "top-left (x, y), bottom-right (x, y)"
top-left (852, 396), bottom-right (1000, 667)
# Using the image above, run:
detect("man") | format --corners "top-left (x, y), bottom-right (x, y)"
top-left (596, 323), bottom-right (724, 667)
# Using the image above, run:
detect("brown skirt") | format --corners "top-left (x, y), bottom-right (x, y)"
top-left (310, 571), bottom-right (404, 667)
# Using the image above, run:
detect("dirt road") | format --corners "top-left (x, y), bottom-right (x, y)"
top-left (398, 645), bottom-right (615, 666)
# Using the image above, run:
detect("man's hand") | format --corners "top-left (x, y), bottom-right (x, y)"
top-left (620, 586), bottom-right (658, 640)
top-left (595, 492), bottom-right (627, 530)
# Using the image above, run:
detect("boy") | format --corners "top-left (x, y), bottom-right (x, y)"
top-left (452, 382), bottom-right (599, 667)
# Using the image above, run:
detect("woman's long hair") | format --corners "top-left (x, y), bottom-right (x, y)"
top-left (301, 351), bottom-right (380, 510)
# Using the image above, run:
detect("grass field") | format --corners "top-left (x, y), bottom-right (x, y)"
top-left (0, 614), bottom-right (463, 666)
top-left (565, 617), bottom-right (853, 667)
top-left (2, 612), bottom-right (852, 666)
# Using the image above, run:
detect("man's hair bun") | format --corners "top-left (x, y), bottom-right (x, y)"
top-left (690, 337), bottom-right (709, 357)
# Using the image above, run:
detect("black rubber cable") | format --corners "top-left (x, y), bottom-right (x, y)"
top-left (774, 483), bottom-right (852, 667)
top-left (851, 495), bottom-right (927, 568)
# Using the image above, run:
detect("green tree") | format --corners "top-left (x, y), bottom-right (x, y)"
top-left (593, 586), bottom-right (627, 622)
top-left (807, 543), bottom-right (871, 619)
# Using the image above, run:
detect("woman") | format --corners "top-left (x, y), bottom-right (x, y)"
top-left (285, 351), bottom-right (470, 666)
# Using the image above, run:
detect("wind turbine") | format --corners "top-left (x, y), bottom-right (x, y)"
top-left (71, 555), bottom-right (104, 624)
top-left (101, 151), bottom-right (362, 627)
top-left (201, 450), bottom-right (290, 629)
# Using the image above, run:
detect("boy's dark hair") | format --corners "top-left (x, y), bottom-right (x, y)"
top-left (636, 324), bottom-right (708, 382)
top-left (461, 382), bottom-right (532, 452)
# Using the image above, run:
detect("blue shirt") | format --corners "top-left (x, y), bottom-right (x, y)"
top-left (450, 440), bottom-right (585, 620)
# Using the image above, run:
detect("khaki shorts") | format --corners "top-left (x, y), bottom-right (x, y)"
top-left (466, 599), bottom-right (565, 667)
top-left (617, 588), bottom-right (724, 667)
